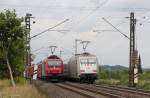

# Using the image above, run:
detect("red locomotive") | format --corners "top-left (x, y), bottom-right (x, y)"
top-left (37, 55), bottom-right (64, 80)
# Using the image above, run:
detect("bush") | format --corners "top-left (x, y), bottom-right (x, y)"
top-left (97, 69), bottom-right (150, 90)
top-left (14, 77), bottom-right (28, 85)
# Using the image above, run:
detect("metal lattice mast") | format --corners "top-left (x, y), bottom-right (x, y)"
top-left (129, 12), bottom-right (136, 87)
top-left (102, 13), bottom-right (139, 87)
top-left (25, 13), bottom-right (34, 66)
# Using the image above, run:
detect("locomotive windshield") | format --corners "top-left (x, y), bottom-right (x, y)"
top-left (48, 60), bottom-right (61, 66)
top-left (80, 59), bottom-right (97, 65)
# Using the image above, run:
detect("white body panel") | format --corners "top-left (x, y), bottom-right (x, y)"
top-left (79, 57), bottom-right (98, 74)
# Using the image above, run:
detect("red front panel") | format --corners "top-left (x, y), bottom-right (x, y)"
top-left (46, 66), bottom-right (64, 74)
top-left (45, 60), bottom-right (64, 76)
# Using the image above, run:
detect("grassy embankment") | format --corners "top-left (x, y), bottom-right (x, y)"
top-left (96, 70), bottom-right (150, 90)
top-left (0, 79), bottom-right (50, 98)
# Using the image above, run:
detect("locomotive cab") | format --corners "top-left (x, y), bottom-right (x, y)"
top-left (79, 56), bottom-right (98, 83)
top-left (37, 55), bottom-right (64, 80)
top-left (67, 52), bottom-right (99, 83)
top-left (44, 55), bottom-right (64, 79)
top-left (47, 59), bottom-right (64, 75)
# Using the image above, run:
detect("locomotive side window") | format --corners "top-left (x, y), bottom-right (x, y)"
top-left (48, 60), bottom-right (61, 66)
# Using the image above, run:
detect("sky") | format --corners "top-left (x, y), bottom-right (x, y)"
top-left (0, 0), bottom-right (150, 68)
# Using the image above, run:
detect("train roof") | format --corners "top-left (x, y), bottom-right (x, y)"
top-left (76, 52), bottom-right (96, 57)
top-left (47, 55), bottom-right (61, 59)
top-left (68, 52), bottom-right (97, 63)
top-left (37, 55), bottom-right (62, 65)
top-left (69, 52), bottom-right (96, 61)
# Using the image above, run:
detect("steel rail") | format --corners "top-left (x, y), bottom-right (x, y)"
top-left (62, 82), bottom-right (124, 98)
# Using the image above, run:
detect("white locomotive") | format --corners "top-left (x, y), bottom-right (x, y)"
top-left (64, 52), bottom-right (98, 83)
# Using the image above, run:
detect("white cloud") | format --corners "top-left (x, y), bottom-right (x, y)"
top-left (78, 31), bottom-right (98, 41)
top-left (0, 0), bottom-right (150, 67)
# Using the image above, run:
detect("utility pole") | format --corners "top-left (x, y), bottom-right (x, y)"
top-left (25, 13), bottom-right (34, 66)
top-left (102, 14), bottom-right (139, 87)
top-left (129, 12), bottom-right (138, 87)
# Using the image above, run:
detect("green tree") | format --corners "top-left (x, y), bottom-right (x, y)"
top-left (138, 55), bottom-right (143, 74)
top-left (0, 10), bottom-right (26, 87)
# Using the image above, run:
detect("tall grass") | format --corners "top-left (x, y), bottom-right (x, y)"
top-left (0, 79), bottom-right (50, 98)
top-left (97, 70), bottom-right (150, 90)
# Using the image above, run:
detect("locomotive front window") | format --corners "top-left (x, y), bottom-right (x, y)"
top-left (80, 59), bottom-right (88, 64)
top-left (88, 59), bottom-right (96, 64)
top-left (48, 61), bottom-right (61, 66)
top-left (80, 59), bottom-right (96, 65)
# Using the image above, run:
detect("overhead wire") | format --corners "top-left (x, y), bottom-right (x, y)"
top-left (18, 0), bottom-right (149, 63)
top-left (102, 17), bottom-right (130, 40)
top-left (30, 19), bottom-right (69, 58)
top-left (60, 0), bottom-right (109, 53)
top-left (30, 19), bottom-right (69, 39)
top-left (74, 0), bottom-right (108, 30)
top-left (32, 32), bottom-right (73, 61)
top-left (111, 9), bottom-right (150, 28)
top-left (100, 9), bottom-right (150, 40)
top-left (31, 31), bottom-right (67, 52)
top-left (0, 4), bottom-right (103, 10)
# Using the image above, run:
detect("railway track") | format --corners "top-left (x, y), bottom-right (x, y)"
top-left (55, 82), bottom-right (124, 98)
top-left (94, 84), bottom-right (150, 97)
top-left (105, 85), bottom-right (150, 94)
top-left (62, 82), bottom-right (150, 98)
top-left (34, 80), bottom-right (150, 98)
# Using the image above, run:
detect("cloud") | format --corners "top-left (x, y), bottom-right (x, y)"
top-left (1, 0), bottom-right (150, 67)
top-left (78, 31), bottom-right (98, 41)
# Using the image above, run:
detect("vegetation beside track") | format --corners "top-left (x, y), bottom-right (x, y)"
top-left (97, 69), bottom-right (150, 90)
top-left (0, 79), bottom-right (51, 98)
top-left (0, 9), bottom-right (27, 87)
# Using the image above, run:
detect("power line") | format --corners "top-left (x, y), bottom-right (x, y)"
top-left (0, 4), bottom-right (107, 10)
top-left (30, 19), bottom-right (69, 39)
top-left (75, 0), bottom-right (108, 26)
top-left (108, 10), bottom-right (150, 28)
top-left (102, 17), bottom-right (130, 40)
top-left (32, 46), bottom-right (45, 53)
